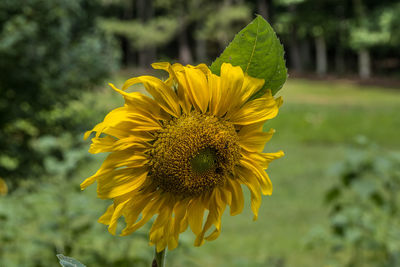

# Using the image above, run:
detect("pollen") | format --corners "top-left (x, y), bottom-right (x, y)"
top-left (149, 111), bottom-right (240, 197)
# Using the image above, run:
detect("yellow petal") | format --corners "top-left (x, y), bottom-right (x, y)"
top-left (109, 83), bottom-right (169, 121)
top-left (173, 198), bottom-right (189, 235)
top-left (84, 108), bottom-right (130, 140)
top-left (240, 157), bottom-right (272, 195)
top-left (188, 63), bottom-right (212, 76)
top-left (239, 74), bottom-right (265, 103)
top-left (216, 63), bottom-right (244, 117)
top-left (220, 186), bottom-right (232, 207)
top-left (123, 192), bottom-right (153, 226)
top-left (151, 62), bottom-right (175, 87)
top-left (164, 63), bottom-right (190, 114)
top-left (167, 199), bottom-right (188, 250)
top-left (96, 167), bottom-right (148, 199)
top-left (151, 62), bottom-right (171, 69)
top-left (108, 198), bottom-right (131, 235)
top-left (122, 76), bottom-right (180, 117)
top-left (245, 150), bottom-right (285, 168)
top-left (84, 106), bottom-right (162, 140)
top-left (227, 179), bottom-right (244, 216)
top-left (229, 91), bottom-right (279, 126)
top-left (161, 205), bottom-right (175, 251)
top-left (98, 152), bottom-right (149, 172)
top-left (182, 67), bottom-right (209, 113)
top-left (98, 204), bottom-right (115, 225)
top-left (208, 73), bottom-right (221, 116)
top-left (261, 150), bottom-right (285, 166)
top-left (150, 196), bottom-right (174, 252)
top-left (88, 135), bottom-right (117, 154)
top-left (121, 193), bottom-right (165, 236)
top-left (80, 175), bottom-right (97, 190)
top-left (203, 190), bottom-right (225, 242)
top-left (151, 196), bottom-right (174, 230)
top-left (171, 65), bottom-right (198, 113)
top-left (81, 151), bottom-right (149, 191)
top-left (194, 211), bottom-right (214, 245)
top-left (168, 235), bottom-right (179, 251)
top-left (194, 189), bottom-right (226, 246)
top-left (237, 166), bottom-right (262, 220)
top-left (89, 136), bottom-right (150, 154)
top-left (149, 227), bottom-right (163, 246)
top-left (239, 125), bottom-right (275, 152)
top-left (188, 198), bottom-right (205, 235)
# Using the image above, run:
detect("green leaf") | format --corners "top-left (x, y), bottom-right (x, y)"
top-left (57, 254), bottom-right (86, 267)
top-left (210, 15), bottom-right (287, 96)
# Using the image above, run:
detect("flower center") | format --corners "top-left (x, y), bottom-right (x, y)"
top-left (191, 148), bottom-right (217, 173)
top-left (149, 112), bottom-right (240, 197)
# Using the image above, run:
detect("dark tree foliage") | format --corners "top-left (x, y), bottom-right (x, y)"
top-left (0, 0), bottom-right (117, 185)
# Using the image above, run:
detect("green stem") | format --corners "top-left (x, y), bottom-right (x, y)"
top-left (152, 248), bottom-right (166, 267)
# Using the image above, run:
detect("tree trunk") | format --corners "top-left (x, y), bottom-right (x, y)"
top-left (315, 35), bottom-right (327, 76)
top-left (178, 18), bottom-right (193, 65)
top-left (257, 0), bottom-right (272, 22)
top-left (300, 39), bottom-right (312, 71)
top-left (195, 38), bottom-right (206, 63)
top-left (288, 4), bottom-right (302, 73)
top-left (136, 0), bottom-right (153, 22)
top-left (138, 48), bottom-right (156, 69)
top-left (136, 0), bottom-right (156, 68)
top-left (195, 22), bottom-right (207, 63)
top-left (335, 5), bottom-right (346, 75)
top-left (121, 0), bottom-right (135, 66)
top-left (121, 37), bottom-right (135, 66)
top-left (289, 26), bottom-right (302, 72)
top-left (358, 48), bottom-right (371, 79)
top-left (335, 46), bottom-right (345, 75)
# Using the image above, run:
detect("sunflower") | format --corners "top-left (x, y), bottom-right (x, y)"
top-left (81, 62), bottom-right (284, 252)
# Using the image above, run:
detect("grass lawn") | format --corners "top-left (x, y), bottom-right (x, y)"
top-left (83, 77), bottom-right (400, 266)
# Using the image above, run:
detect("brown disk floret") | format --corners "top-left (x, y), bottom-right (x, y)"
top-left (149, 112), bottom-right (240, 197)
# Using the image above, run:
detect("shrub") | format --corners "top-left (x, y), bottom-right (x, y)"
top-left (0, 0), bottom-right (118, 185)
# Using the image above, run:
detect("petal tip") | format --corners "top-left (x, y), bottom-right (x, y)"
top-left (83, 130), bottom-right (92, 140)
top-left (151, 62), bottom-right (170, 70)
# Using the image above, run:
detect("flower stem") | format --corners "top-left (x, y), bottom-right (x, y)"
top-left (152, 248), bottom-right (166, 267)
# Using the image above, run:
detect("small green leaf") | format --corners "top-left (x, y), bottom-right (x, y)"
top-left (57, 254), bottom-right (86, 267)
top-left (210, 15), bottom-right (287, 96)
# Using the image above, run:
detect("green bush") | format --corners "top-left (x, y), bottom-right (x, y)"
top-left (306, 140), bottom-right (400, 266)
top-left (0, 0), bottom-right (118, 185)
top-left (0, 175), bottom-right (151, 267)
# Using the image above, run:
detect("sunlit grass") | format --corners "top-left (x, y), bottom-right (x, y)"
top-left (280, 78), bottom-right (400, 107)
top-left (269, 79), bottom-right (400, 148)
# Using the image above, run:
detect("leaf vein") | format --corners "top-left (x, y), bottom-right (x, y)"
top-left (244, 18), bottom-right (259, 74)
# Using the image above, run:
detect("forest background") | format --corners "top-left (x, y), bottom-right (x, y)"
top-left (1, 0), bottom-right (399, 266)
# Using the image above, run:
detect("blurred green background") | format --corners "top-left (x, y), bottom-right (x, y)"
top-left (0, 0), bottom-right (399, 266)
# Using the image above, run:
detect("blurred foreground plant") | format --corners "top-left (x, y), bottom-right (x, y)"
top-left (0, 174), bottom-right (152, 267)
top-left (306, 140), bottom-right (400, 266)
